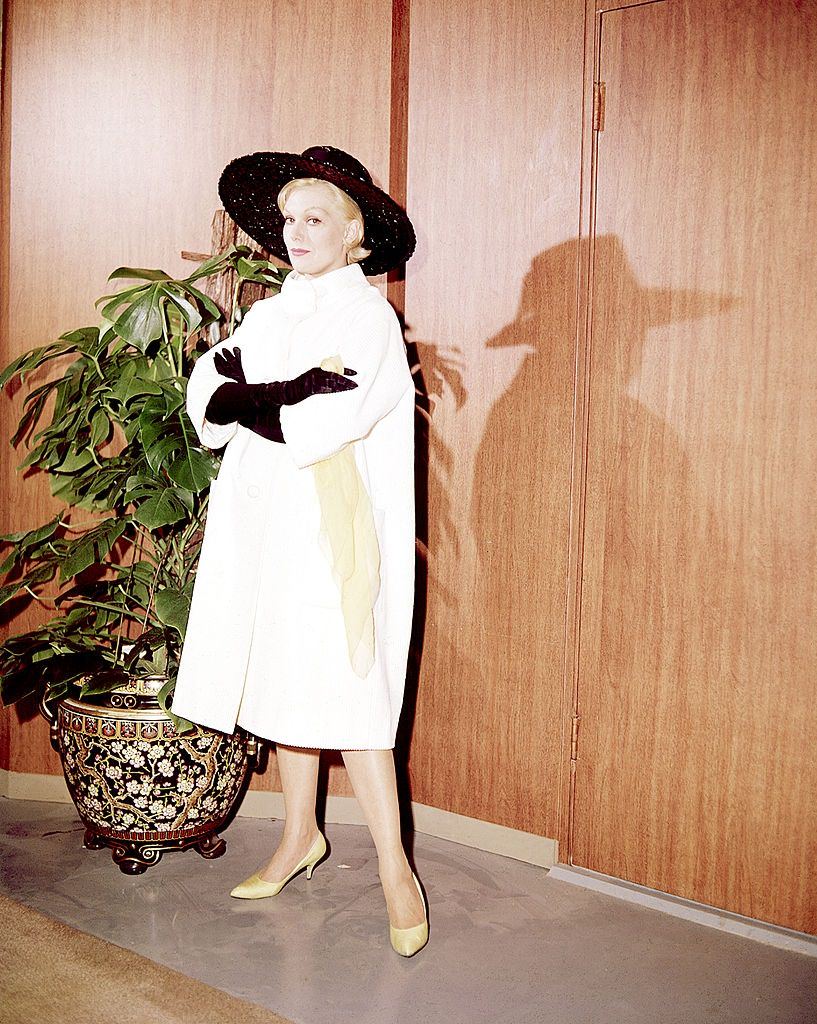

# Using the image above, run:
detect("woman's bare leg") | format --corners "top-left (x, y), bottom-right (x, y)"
top-left (341, 748), bottom-right (425, 928)
top-left (258, 744), bottom-right (322, 882)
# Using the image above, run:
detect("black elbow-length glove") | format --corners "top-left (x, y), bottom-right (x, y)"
top-left (205, 347), bottom-right (357, 442)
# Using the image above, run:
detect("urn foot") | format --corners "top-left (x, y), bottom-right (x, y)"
top-left (83, 828), bottom-right (107, 850)
top-left (110, 840), bottom-right (163, 874)
top-left (196, 833), bottom-right (227, 860)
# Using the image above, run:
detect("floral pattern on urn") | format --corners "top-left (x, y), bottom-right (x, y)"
top-left (54, 692), bottom-right (253, 873)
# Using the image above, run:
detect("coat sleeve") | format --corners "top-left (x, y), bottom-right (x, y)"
top-left (185, 301), bottom-right (267, 450)
top-left (279, 302), bottom-right (413, 469)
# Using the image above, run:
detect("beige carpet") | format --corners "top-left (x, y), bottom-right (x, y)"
top-left (0, 892), bottom-right (295, 1024)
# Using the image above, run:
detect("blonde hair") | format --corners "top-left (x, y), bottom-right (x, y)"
top-left (277, 178), bottom-right (372, 265)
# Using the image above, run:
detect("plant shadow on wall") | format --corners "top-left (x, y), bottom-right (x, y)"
top-left (317, 321), bottom-right (467, 819)
top-left (469, 234), bottom-right (736, 827)
top-left (395, 332), bottom-right (466, 788)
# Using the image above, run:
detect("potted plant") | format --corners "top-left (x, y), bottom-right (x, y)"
top-left (0, 244), bottom-right (286, 873)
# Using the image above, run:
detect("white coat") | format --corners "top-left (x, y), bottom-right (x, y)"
top-left (172, 263), bottom-right (415, 749)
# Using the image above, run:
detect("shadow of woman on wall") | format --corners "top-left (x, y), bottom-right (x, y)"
top-left (469, 233), bottom-right (735, 836)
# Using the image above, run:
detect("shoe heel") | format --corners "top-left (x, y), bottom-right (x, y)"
top-left (230, 831), bottom-right (326, 900)
top-left (305, 832), bottom-right (326, 879)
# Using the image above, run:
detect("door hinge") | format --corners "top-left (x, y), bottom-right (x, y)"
top-left (570, 714), bottom-right (580, 761)
top-left (593, 81), bottom-right (606, 132)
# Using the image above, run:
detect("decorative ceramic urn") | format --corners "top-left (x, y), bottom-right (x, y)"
top-left (42, 677), bottom-right (257, 874)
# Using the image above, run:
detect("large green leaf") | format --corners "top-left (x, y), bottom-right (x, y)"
top-left (162, 287), bottom-right (202, 334)
top-left (113, 283), bottom-right (164, 350)
top-left (139, 394), bottom-right (216, 493)
top-left (96, 281), bottom-right (151, 316)
top-left (60, 327), bottom-right (102, 353)
top-left (167, 449), bottom-right (215, 492)
top-left (89, 409), bottom-right (111, 449)
top-left (0, 516), bottom-right (61, 548)
top-left (59, 517), bottom-right (129, 580)
top-left (154, 587), bottom-right (191, 637)
top-left (184, 245), bottom-right (243, 283)
top-left (180, 282), bottom-right (222, 321)
top-left (79, 668), bottom-right (130, 697)
top-left (112, 361), bottom-right (164, 404)
top-left (53, 448), bottom-right (95, 474)
top-left (108, 266), bottom-right (172, 282)
top-left (133, 489), bottom-right (188, 529)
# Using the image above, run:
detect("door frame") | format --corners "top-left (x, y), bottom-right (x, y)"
top-left (562, 0), bottom-right (670, 862)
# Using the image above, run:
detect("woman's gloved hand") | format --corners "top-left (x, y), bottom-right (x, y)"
top-left (205, 352), bottom-right (357, 441)
top-left (213, 346), bottom-right (246, 383)
top-left (275, 366), bottom-right (358, 405)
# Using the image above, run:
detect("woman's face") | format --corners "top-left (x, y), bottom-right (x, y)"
top-left (282, 184), bottom-right (353, 278)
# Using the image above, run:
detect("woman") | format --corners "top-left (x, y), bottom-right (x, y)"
top-left (172, 146), bottom-right (426, 957)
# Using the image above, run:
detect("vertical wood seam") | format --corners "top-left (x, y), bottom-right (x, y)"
top-left (562, 0), bottom-right (605, 865)
top-left (386, 0), bottom-right (410, 315)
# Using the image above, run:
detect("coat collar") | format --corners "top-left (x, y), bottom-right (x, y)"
top-left (279, 263), bottom-right (368, 322)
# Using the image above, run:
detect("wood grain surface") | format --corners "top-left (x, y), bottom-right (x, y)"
top-left (0, 0), bottom-right (393, 794)
top-left (573, 0), bottom-right (817, 934)
top-left (402, 0), bottom-right (585, 839)
top-left (4, 0), bottom-right (814, 936)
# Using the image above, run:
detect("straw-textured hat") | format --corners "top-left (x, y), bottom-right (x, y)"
top-left (218, 145), bottom-right (416, 277)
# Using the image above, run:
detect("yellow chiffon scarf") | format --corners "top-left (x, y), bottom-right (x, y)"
top-left (311, 356), bottom-right (381, 678)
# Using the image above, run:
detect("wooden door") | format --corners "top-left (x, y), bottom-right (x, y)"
top-left (403, 0), bottom-right (584, 840)
top-left (573, 0), bottom-right (817, 933)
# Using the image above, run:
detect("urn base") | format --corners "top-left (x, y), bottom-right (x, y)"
top-left (44, 682), bottom-right (256, 874)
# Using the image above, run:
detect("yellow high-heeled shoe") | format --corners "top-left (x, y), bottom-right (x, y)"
top-left (230, 832), bottom-right (327, 899)
top-left (389, 872), bottom-right (429, 957)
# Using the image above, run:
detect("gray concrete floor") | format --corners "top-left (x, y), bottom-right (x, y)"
top-left (1, 798), bottom-right (815, 1024)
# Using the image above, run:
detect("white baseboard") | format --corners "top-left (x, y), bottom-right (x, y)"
top-left (548, 864), bottom-right (817, 957)
top-left (410, 800), bottom-right (557, 867)
top-left (0, 769), bottom-right (558, 869)
top-left (231, 789), bottom-right (558, 867)
top-left (4, 768), bottom-right (812, 952)
top-left (0, 768), bottom-right (71, 803)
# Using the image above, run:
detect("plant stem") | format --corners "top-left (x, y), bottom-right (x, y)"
top-left (73, 598), bottom-right (143, 620)
top-left (114, 529), bottom-right (144, 665)
top-left (228, 276), bottom-right (242, 338)
top-left (23, 586), bottom-right (55, 608)
top-left (142, 540), bottom-right (171, 632)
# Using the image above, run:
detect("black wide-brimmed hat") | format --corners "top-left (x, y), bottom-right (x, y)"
top-left (218, 145), bottom-right (416, 277)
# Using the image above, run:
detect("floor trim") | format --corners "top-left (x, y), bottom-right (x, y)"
top-left (0, 768), bottom-right (71, 803)
top-left (548, 864), bottom-right (817, 957)
top-left (237, 790), bottom-right (559, 867)
top-left (0, 769), bottom-right (558, 868)
top-left (4, 768), bottom-right (811, 948)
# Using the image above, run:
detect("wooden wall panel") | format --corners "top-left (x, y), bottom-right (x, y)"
top-left (403, 0), bottom-right (585, 840)
top-left (1, 0), bottom-right (394, 795)
top-left (574, 0), bottom-right (817, 933)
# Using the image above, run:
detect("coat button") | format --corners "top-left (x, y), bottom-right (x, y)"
top-left (247, 484), bottom-right (260, 498)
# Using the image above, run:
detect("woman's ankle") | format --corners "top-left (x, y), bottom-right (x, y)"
top-left (378, 852), bottom-right (413, 882)
top-left (281, 823), bottom-right (320, 846)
